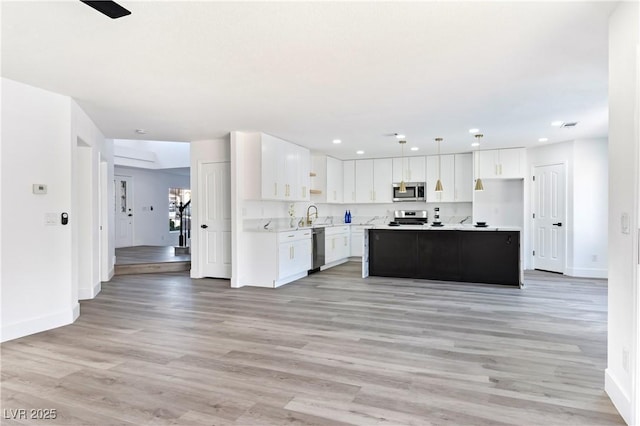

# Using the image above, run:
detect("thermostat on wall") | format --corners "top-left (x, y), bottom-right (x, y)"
top-left (33, 184), bottom-right (47, 194)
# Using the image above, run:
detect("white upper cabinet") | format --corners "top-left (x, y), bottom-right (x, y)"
top-left (454, 153), bottom-right (473, 202)
top-left (343, 160), bottom-right (356, 204)
top-left (392, 156), bottom-right (426, 182)
top-left (373, 158), bottom-right (393, 203)
top-left (355, 158), bottom-right (395, 203)
top-left (476, 148), bottom-right (526, 179)
top-left (245, 133), bottom-right (310, 201)
top-left (311, 155), bottom-right (343, 203)
top-left (355, 159), bottom-right (375, 203)
top-left (326, 156), bottom-right (344, 203)
top-left (426, 154), bottom-right (455, 202)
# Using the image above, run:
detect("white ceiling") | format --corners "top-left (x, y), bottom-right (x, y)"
top-left (1, 1), bottom-right (615, 159)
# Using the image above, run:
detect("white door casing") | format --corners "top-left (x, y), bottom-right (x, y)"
top-left (199, 162), bottom-right (232, 278)
top-left (533, 163), bottom-right (566, 273)
top-left (114, 175), bottom-right (133, 248)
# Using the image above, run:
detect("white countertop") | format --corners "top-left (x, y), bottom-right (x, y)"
top-left (368, 224), bottom-right (521, 231)
top-left (246, 222), bottom-right (520, 232)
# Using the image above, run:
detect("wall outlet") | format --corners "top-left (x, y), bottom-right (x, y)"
top-left (623, 347), bottom-right (630, 372)
top-left (592, 254), bottom-right (598, 262)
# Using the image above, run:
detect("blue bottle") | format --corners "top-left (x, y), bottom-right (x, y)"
top-left (344, 210), bottom-right (349, 223)
top-left (347, 210), bottom-right (352, 223)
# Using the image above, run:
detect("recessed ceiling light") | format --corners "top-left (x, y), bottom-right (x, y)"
top-left (551, 121), bottom-right (564, 127)
top-left (333, 139), bottom-right (342, 144)
top-left (469, 128), bottom-right (480, 133)
top-left (471, 142), bottom-right (480, 147)
top-left (395, 133), bottom-right (405, 139)
top-left (356, 150), bottom-right (364, 155)
top-left (410, 147), bottom-right (419, 151)
top-left (135, 129), bottom-right (146, 134)
top-left (538, 137), bottom-right (548, 142)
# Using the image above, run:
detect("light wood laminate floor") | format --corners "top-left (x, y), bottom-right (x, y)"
top-left (1, 263), bottom-right (623, 425)
top-left (115, 245), bottom-right (190, 265)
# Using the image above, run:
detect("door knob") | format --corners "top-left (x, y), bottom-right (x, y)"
top-left (552, 222), bottom-right (562, 227)
top-left (201, 224), bottom-right (208, 229)
top-left (127, 214), bottom-right (133, 217)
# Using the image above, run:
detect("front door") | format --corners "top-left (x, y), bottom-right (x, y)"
top-left (199, 162), bottom-right (231, 278)
top-left (115, 175), bottom-right (134, 248)
top-left (533, 163), bottom-right (566, 273)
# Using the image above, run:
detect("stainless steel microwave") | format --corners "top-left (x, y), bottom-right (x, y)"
top-left (392, 182), bottom-right (426, 202)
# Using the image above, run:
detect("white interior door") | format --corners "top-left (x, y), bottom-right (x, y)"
top-left (533, 163), bottom-right (566, 273)
top-left (114, 175), bottom-right (133, 248)
top-left (199, 162), bottom-right (231, 278)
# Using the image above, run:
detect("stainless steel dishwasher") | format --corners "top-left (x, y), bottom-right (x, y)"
top-left (310, 227), bottom-right (325, 273)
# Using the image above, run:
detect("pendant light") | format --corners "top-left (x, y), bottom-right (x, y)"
top-left (398, 140), bottom-right (407, 193)
top-left (435, 137), bottom-right (444, 192)
top-left (474, 134), bottom-right (485, 191)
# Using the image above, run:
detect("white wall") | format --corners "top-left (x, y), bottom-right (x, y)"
top-left (1, 79), bottom-right (71, 340)
top-left (473, 180), bottom-right (524, 227)
top-left (606, 2), bottom-right (639, 423)
top-left (572, 139), bottom-right (608, 276)
top-left (71, 100), bottom-right (114, 300)
top-left (114, 166), bottom-right (190, 247)
top-left (114, 139), bottom-right (190, 169)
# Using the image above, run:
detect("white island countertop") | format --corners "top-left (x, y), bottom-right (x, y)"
top-left (369, 224), bottom-right (521, 231)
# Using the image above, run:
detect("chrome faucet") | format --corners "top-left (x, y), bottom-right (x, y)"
top-left (306, 205), bottom-right (318, 226)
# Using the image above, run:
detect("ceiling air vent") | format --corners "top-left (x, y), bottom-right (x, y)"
top-left (561, 122), bottom-right (578, 128)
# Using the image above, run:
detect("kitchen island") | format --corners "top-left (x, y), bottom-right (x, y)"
top-left (363, 225), bottom-right (522, 287)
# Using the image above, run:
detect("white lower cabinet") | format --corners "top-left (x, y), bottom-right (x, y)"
top-left (324, 225), bottom-right (350, 266)
top-left (277, 230), bottom-right (312, 284)
top-left (350, 225), bottom-right (368, 257)
top-left (244, 229), bottom-right (311, 288)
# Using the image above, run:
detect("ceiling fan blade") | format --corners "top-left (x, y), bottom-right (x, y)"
top-left (80, 1), bottom-right (131, 19)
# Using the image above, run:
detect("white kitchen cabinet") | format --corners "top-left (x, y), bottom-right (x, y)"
top-left (355, 158), bottom-right (393, 203)
top-left (243, 228), bottom-right (311, 287)
top-left (350, 225), bottom-right (368, 257)
top-left (426, 154), bottom-right (455, 202)
top-left (293, 146), bottom-right (311, 200)
top-left (373, 158), bottom-right (393, 203)
top-left (393, 156), bottom-right (425, 182)
top-left (246, 133), bottom-right (310, 201)
top-left (476, 148), bottom-right (526, 179)
top-left (325, 225), bottom-right (350, 266)
top-left (454, 153), bottom-right (473, 202)
top-left (355, 159), bottom-right (374, 203)
top-left (343, 160), bottom-right (356, 204)
top-left (326, 156), bottom-right (343, 203)
top-left (311, 155), bottom-right (342, 203)
top-left (277, 229), bottom-right (312, 283)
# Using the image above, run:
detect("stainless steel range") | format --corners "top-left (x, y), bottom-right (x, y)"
top-left (388, 210), bottom-right (429, 226)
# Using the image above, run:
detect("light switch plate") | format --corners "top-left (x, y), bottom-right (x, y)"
top-left (33, 183), bottom-right (47, 194)
top-left (45, 212), bottom-right (57, 226)
top-left (621, 212), bottom-right (630, 234)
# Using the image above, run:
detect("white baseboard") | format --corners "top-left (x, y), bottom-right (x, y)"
top-left (565, 267), bottom-right (608, 279)
top-left (320, 258), bottom-right (349, 271)
top-left (1, 305), bottom-right (79, 342)
top-left (78, 280), bottom-right (102, 300)
top-left (605, 368), bottom-right (632, 424)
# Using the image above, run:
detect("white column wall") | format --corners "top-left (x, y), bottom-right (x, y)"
top-left (71, 100), bottom-right (114, 300)
top-left (1, 79), bottom-right (76, 341)
top-left (605, 2), bottom-right (640, 423)
top-left (0, 78), bottom-right (113, 342)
